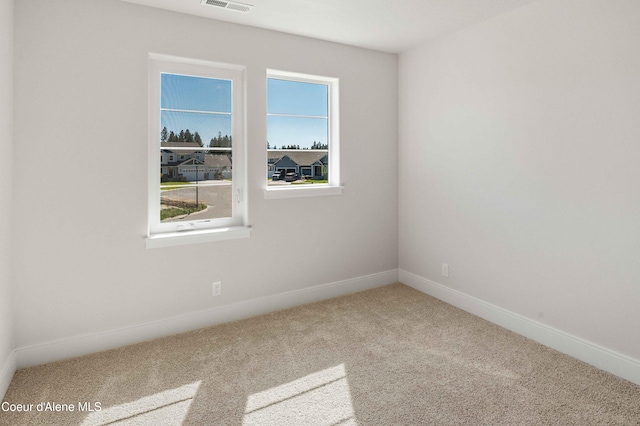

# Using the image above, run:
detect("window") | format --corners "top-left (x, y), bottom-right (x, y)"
top-left (265, 70), bottom-right (341, 199)
top-left (147, 54), bottom-right (249, 248)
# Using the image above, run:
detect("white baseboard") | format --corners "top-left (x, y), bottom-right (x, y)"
top-left (399, 269), bottom-right (640, 387)
top-left (0, 349), bottom-right (17, 400)
top-left (16, 269), bottom-right (399, 369)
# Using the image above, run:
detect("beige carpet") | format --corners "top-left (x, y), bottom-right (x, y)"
top-left (2, 283), bottom-right (639, 425)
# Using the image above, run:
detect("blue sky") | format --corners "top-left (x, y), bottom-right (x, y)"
top-left (267, 78), bottom-right (328, 149)
top-left (161, 74), bottom-right (231, 144)
top-left (160, 73), bottom-right (328, 149)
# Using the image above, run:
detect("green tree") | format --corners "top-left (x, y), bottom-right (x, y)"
top-left (161, 127), bottom-right (168, 142)
top-left (209, 131), bottom-right (222, 147)
top-left (310, 141), bottom-right (328, 150)
top-left (209, 132), bottom-right (232, 149)
top-left (184, 129), bottom-right (194, 143)
top-left (194, 132), bottom-right (203, 147)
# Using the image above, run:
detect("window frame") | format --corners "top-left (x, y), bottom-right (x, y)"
top-left (146, 54), bottom-right (249, 248)
top-left (265, 69), bottom-right (342, 199)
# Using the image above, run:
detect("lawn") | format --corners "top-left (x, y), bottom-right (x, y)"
top-left (160, 203), bottom-right (206, 220)
top-left (161, 182), bottom-right (192, 190)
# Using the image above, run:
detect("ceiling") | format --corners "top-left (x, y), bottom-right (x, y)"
top-left (121, 0), bottom-right (539, 53)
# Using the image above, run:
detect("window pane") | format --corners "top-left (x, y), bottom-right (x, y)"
top-left (266, 73), bottom-right (333, 186)
top-left (268, 79), bottom-right (328, 117)
top-left (161, 74), bottom-right (231, 113)
top-left (267, 116), bottom-right (327, 150)
top-left (161, 111), bottom-right (231, 146)
top-left (160, 149), bottom-right (232, 222)
top-left (160, 73), bottom-right (234, 224)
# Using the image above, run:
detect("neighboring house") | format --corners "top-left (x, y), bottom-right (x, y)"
top-left (204, 153), bottom-right (232, 179)
top-left (267, 150), bottom-right (328, 179)
top-left (161, 141), bottom-right (231, 181)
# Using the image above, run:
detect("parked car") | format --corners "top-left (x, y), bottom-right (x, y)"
top-left (284, 172), bottom-right (299, 182)
top-left (271, 171), bottom-right (284, 180)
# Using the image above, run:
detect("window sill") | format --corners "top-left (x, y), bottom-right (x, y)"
top-left (146, 226), bottom-right (251, 249)
top-left (264, 185), bottom-right (343, 199)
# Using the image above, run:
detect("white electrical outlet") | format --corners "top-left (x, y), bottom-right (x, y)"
top-left (212, 281), bottom-right (222, 296)
top-left (442, 263), bottom-right (449, 278)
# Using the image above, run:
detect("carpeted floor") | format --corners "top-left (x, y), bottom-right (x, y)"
top-left (2, 283), bottom-right (639, 425)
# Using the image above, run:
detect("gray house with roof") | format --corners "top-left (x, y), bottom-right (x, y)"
top-left (267, 150), bottom-right (328, 179)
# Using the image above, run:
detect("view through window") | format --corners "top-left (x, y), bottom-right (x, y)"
top-left (160, 73), bottom-right (234, 223)
top-left (267, 73), bottom-right (333, 187)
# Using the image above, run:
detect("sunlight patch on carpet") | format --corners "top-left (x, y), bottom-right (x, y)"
top-left (81, 381), bottom-right (201, 426)
top-left (243, 364), bottom-right (357, 425)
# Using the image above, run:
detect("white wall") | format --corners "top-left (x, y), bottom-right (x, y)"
top-left (0, 0), bottom-right (15, 397)
top-left (399, 0), bottom-right (640, 360)
top-left (13, 0), bottom-right (397, 355)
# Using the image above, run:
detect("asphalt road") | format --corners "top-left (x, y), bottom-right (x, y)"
top-left (161, 182), bottom-right (232, 221)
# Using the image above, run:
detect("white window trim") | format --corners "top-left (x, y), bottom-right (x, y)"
top-left (264, 69), bottom-right (342, 200)
top-left (263, 185), bottom-right (343, 199)
top-left (146, 53), bottom-right (249, 248)
top-left (146, 226), bottom-right (251, 249)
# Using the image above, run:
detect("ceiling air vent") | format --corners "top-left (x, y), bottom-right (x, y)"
top-left (201, 0), bottom-right (253, 13)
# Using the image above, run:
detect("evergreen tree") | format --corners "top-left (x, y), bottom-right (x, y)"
top-left (184, 129), bottom-right (194, 143)
top-left (310, 141), bottom-right (328, 150)
top-left (161, 127), bottom-right (168, 142)
top-left (209, 132), bottom-right (232, 148)
top-left (194, 132), bottom-right (203, 147)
